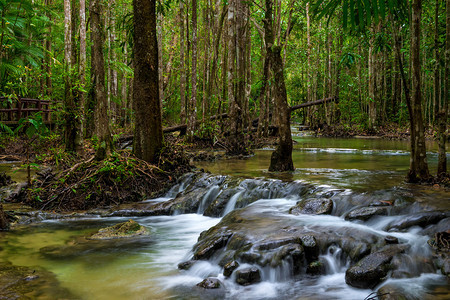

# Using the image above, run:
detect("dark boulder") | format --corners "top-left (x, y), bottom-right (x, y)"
top-left (235, 267), bottom-right (261, 286)
top-left (196, 277), bottom-right (221, 289)
top-left (178, 260), bottom-right (197, 270)
top-left (300, 235), bottom-right (319, 262)
top-left (345, 206), bottom-right (388, 221)
top-left (289, 198), bottom-right (333, 215)
top-left (223, 261), bottom-right (239, 277)
top-left (345, 245), bottom-right (408, 289)
top-left (306, 261), bottom-right (325, 275)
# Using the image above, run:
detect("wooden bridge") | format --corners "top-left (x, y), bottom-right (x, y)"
top-left (0, 97), bottom-right (53, 125)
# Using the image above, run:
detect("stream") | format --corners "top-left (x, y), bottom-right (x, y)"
top-left (0, 136), bottom-right (448, 299)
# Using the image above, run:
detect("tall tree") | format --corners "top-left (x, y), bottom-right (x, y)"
top-left (407, 0), bottom-right (430, 182)
top-left (187, 0), bottom-right (198, 140)
top-left (132, 0), bottom-right (163, 163)
top-left (63, 0), bottom-right (82, 154)
top-left (90, 0), bottom-right (112, 160)
top-left (265, 0), bottom-right (294, 172)
top-left (437, 0), bottom-right (449, 177)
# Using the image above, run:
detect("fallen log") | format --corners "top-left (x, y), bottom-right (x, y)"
top-left (290, 96), bottom-right (338, 111)
top-left (118, 97), bottom-right (337, 144)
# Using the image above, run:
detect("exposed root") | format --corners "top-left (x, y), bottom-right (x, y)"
top-left (13, 147), bottom-right (191, 212)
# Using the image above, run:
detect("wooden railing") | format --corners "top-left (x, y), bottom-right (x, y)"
top-left (0, 97), bottom-right (53, 124)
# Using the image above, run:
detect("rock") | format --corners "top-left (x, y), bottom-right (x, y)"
top-left (194, 233), bottom-right (232, 260)
top-left (88, 219), bottom-right (148, 240)
top-left (385, 236), bottom-right (399, 244)
top-left (377, 284), bottom-right (415, 300)
top-left (0, 261), bottom-right (74, 299)
top-left (235, 267), bottom-right (261, 285)
top-left (306, 261), bottom-right (325, 275)
top-left (196, 277), bottom-right (221, 289)
top-left (178, 260), bottom-right (197, 270)
top-left (345, 245), bottom-right (408, 289)
top-left (346, 207), bottom-right (388, 221)
top-left (300, 235), bottom-right (319, 262)
top-left (387, 212), bottom-right (448, 231)
top-left (289, 198), bottom-right (333, 215)
top-left (223, 261), bottom-right (239, 277)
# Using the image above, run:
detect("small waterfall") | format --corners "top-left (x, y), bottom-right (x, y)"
top-left (197, 185), bottom-right (220, 214)
top-left (320, 246), bottom-right (346, 274)
top-left (222, 190), bottom-right (244, 216)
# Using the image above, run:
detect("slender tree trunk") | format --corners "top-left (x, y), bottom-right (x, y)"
top-left (179, 2), bottom-right (187, 124)
top-left (408, 0), bottom-right (430, 182)
top-left (306, 2), bottom-right (311, 104)
top-left (132, 0), bottom-right (163, 163)
top-left (187, 0), bottom-right (198, 140)
top-left (91, 0), bottom-right (112, 160)
top-left (437, 0), bottom-right (449, 177)
top-left (157, 12), bottom-right (164, 118)
top-left (79, 0), bottom-right (86, 150)
top-left (63, 0), bottom-right (81, 153)
top-left (264, 0), bottom-right (294, 172)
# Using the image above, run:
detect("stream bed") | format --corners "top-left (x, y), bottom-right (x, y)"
top-left (0, 137), bottom-right (448, 299)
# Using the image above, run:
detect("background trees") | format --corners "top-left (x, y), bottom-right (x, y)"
top-left (0, 0), bottom-right (447, 177)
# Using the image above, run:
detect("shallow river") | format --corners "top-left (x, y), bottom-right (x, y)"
top-left (0, 136), bottom-right (448, 299)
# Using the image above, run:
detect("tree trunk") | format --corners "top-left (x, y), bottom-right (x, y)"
top-left (407, 0), bottom-right (430, 182)
top-left (64, 0), bottom-right (82, 154)
top-left (264, 0), bottom-right (294, 172)
top-left (79, 0), bottom-right (87, 151)
top-left (179, 1), bottom-right (187, 124)
top-left (157, 12), bottom-right (164, 118)
top-left (132, 0), bottom-right (163, 163)
top-left (437, 0), bottom-right (449, 177)
top-left (91, 0), bottom-right (112, 160)
top-left (187, 0), bottom-right (198, 140)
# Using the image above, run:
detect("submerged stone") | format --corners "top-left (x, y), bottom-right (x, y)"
top-left (387, 212), bottom-right (448, 232)
top-left (0, 261), bottom-right (74, 299)
top-left (88, 219), bottom-right (148, 240)
top-left (289, 198), bottom-right (333, 215)
top-left (235, 267), bottom-right (261, 285)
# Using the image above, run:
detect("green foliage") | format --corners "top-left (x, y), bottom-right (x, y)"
top-left (311, 0), bottom-right (409, 32)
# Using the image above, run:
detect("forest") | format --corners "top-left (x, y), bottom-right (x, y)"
top-left (0, 0), bottom-right (449, 299)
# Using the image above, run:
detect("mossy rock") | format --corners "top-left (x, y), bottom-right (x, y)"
top-left (88, 219), bottom-right (148, 240)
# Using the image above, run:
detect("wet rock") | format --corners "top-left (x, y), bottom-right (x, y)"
top-left (223, 261), bottom-right (239, 277)
top-left (306, 261), bottom-right (325, 275)
top-left (193, 233), bottom-right (232, 260)
top-left (88, 219), bottom-right (148, 240)
top-left (178, 260), bottom-right (197, 270)
top-left (345, 245), bottom-right (408, 289)
top-left (193, 204), bottom-right (385, 277)
top-left (387, 212), bottom-right (448, 232)
top-left (346, 206), bottom-right (388, 221)
top-left (385, 236), bottom-right (399, 244)
top-left (196, 277), bottom-right (221, 289)
top-left (0, 261), bottom-right (75, 299)
top-left (235, 267), bottom-right (261, 286)
top-left (289, 198), bottom-right (333, 215)
top-left (300, 235), bottom-right (319, 262)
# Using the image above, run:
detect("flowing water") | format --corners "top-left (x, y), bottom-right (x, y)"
top-left (0, 136), bottom-right (448, 299)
